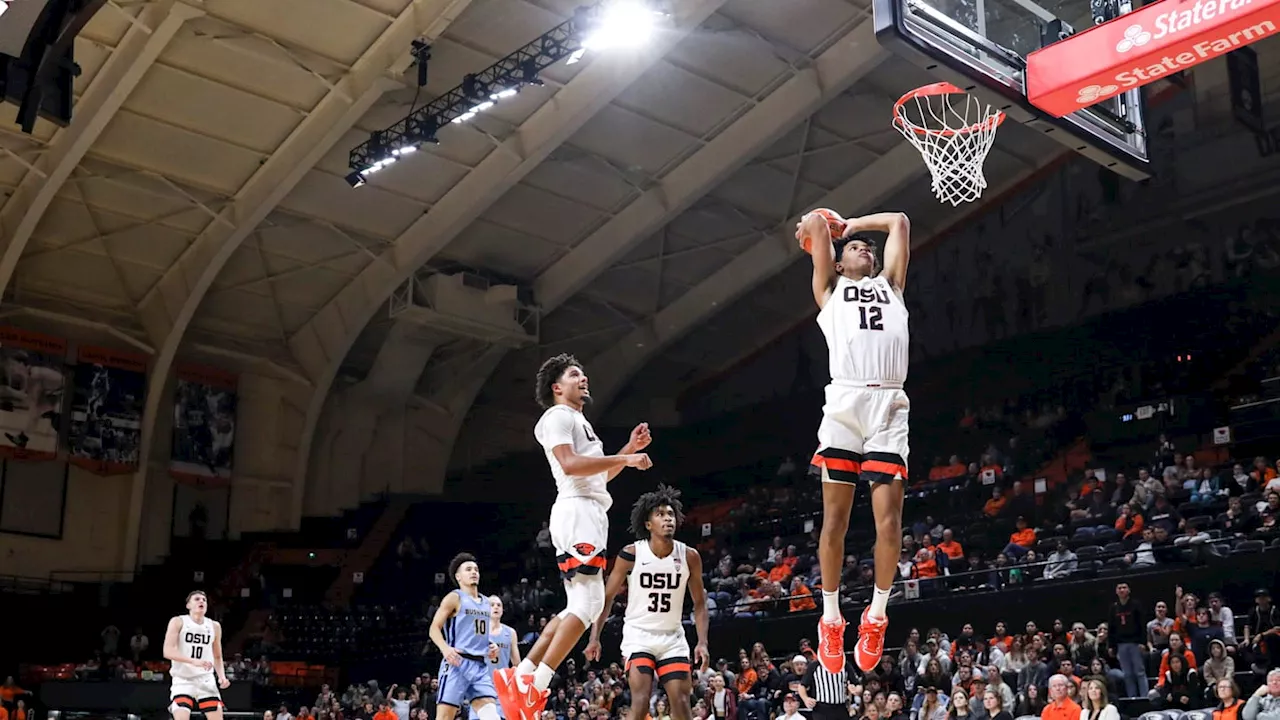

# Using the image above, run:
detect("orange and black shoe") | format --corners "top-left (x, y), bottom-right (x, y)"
top-left (816, 615), bottom-right (848, 673)
top-left (854, 606), bottom-right (888, 673)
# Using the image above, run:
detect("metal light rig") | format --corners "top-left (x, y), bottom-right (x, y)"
top-left (346, 3), bottom-right (642, 186)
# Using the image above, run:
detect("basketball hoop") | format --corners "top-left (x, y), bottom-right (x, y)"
top-left (892, 82), bottom-right (1005, 207)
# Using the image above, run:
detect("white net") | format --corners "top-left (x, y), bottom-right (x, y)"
top-left (893, 89), bottom-right (1004, 207)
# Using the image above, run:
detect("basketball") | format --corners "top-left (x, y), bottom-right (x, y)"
top-left (799, 208), bottom-right (847, 254)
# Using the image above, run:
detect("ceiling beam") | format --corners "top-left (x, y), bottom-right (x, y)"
top-left (285, 0), bottom-right (731, 391)
top-left (534, 19), bottom-right (886, 310)
top-left (282, 0), bottom-right (729, 512)
top-left (587, 141), bottom-right (925, 411)
top-left (119, 0), bottom-right (477, 573)
top-left (0, 0), bottom-right (202, 297)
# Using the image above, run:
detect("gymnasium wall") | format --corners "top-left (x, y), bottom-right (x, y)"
top-left (0, 461), bottom-right (130, 579)
top-left (0, 312), bottom-right (313, 575)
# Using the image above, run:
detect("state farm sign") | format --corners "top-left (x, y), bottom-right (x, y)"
top-left (1027, 0), bottom-right (1280, 117)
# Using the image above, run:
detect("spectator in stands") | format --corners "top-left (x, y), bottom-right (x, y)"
top-left (1107, 583), bottom-right (1147, 698)
top-left (984, 490), bottom-right (1007, 518)
top-left (1043, 543), bottom-right (1077, 580)
top-left (1002, 518), bottom-right (1036, 559)
top-left (1247, 599), bottom-right (1280, 677)
top-left (1015, 685), bottom-right (1045, 717)
top-left (1079, 678), bottom-right (1118, 720)
top-left (948, 690), bottom-right (971, 720)
top-left (916, 687), bottom-right (946, 720)
top-left (1156, 654), bottom-right (1201, 710)
top-left (1149, 601), bottom-right (1174, 650)
top-left (279, 705), bottom-right (296, 720)
top-left (1244, 666), bottom-right (1280, 717)
top-left (776, 694), bottom-right (803, 720)
top-left (1204, 640), bottom-right (1236, 703)
top-left (1040, 675), bottom-right (1080, 720)
top-left (1216, 679), bottom-right (1244, 720)
top-left (981, 689), bottom-right (1010, 720)
top-left (1209, 593), bottom-right (1238, 646)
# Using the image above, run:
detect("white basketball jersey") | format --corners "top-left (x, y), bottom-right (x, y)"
top-left (170, 615), bottom-right (215, 679)
top-left (625, 540), bottom-right (688, 633)
top-left (534, 404), bottom-right (611, 510)
top-left (816, 275), bottom-right (909, 384)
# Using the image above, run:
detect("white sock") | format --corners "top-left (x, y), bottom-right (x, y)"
top-left (533, 662), bottom-right (556, 692)
top-left (516, 659), bottom-right (535, 678)
top-left (476, 704), bottom-right (501, 720)
top-left (869, 585), bottom-right (891, 620)
top-left (822, 591), bottom-right (841, 622)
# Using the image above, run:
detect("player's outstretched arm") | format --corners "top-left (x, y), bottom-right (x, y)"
top-left (797, 213), bottom-right (836, 310)
top-left (428, 592), bottom-right (463, 666)
top-left (585, 545), bottom-right (634, 661)
top-left (686, 546), bottom-right (710, 669)
top-left (845, 212), bottom-right (910, 291)
top-left (606, 423), bottom-right (652, 482)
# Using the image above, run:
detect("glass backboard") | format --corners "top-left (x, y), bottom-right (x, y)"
top-left (874, 0), bottom-right (1152, 179)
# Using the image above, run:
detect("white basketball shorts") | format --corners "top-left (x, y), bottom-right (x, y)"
top-left (170, 674), bottom-right (223, 714)
top-left (810, 382), bottom-right (910, 485)
top-left (549, 496), bottom-right (609, 580)
top-left (620, 625), bottom-right (691, 680)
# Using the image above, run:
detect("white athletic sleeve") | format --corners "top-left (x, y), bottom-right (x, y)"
top-left (534, 408), bottom-right (575, 450)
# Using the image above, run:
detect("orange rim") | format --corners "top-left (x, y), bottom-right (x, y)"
top-left (892, 82), bottom-right (1006, 138)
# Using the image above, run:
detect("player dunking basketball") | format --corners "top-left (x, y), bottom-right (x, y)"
top-left (796, 210), bottom-right (911, 674)
top-left (494, 353), bottom-right (653, 720)
top-left (163, 591), bottom-right (230, 720)
top-left (585, 485), bottom-right (709, 720)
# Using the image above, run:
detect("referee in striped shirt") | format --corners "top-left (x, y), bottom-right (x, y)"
top-left (800, 654), bottom-right (857, 720)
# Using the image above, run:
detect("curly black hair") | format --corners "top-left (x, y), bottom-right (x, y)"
top-left (629, 484), bottom-right (685, 540)
top-left (535, 353), bottom-right (583, 409)
top-left (834, 233), bottom-right (880, 274)
top-left (448, 552), bottom-right (477, 586)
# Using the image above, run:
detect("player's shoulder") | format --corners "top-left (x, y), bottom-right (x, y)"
top-left (618, 543), bottom-right (638, 561)
top-left (534, 404), bottom-right (575, 428)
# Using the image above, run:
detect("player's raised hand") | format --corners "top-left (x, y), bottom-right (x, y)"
top-left (795, 213), bottom-right (829, 249)
top-left (624, 453), bottom-right (652, 470)
top-left (629, 422), bottom-right (651, 451)
top-left (443, 645), bottom-right (463, 667)
top-left (584, 639), bottom-right (602, 662)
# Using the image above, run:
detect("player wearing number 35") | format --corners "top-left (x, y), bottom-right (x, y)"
top-left (586, 485), bottom-right (709, 720)
top-left (795, 210), bottom-right (912, 676)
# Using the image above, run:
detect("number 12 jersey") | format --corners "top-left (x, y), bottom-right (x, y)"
top-left (816, 274), bottom-right (909, 385)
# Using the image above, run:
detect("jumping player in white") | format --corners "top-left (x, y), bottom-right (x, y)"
top-left (430, 553), bottom-right (503, 720)
top-left (585, 485), bottom-right (709, 720)
top-left (494, 353), bottom-right (653, 720)
top-left (163, 591), bottom-right (230, 720)
top-left (796, 210), bottom-right (911, 674)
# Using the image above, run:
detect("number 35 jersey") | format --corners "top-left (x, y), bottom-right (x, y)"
top-left (817, 275), bottom-right (909, 385)
top-left (625, 539), bottom-right (688, 633)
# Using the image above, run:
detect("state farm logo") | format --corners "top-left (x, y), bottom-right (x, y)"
top-left (1116, 24), bottom-right (1153, 52)
top-left (1077, 84), bottom-right (1119, 103)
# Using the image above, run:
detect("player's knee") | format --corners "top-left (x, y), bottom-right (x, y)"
top-left (565, 575), bottom-right (605, 625)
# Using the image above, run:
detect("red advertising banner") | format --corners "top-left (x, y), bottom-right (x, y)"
top-left (169, 364), bottom-right (238, 486)
top-left (0, 327), bottom-right (68, 461)
top-left (66, 345), bottom-right (149, 475)
top-left (1027, 0), bottom-right (1280, 117)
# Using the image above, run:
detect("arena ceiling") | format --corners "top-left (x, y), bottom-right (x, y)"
top-left (0, 0), bottom-right (1109, 471)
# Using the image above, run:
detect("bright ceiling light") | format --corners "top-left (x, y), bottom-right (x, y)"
top-left (583, 1), bottom-right (662, 51)
top-left (490, 87), bottom-right (518, 100)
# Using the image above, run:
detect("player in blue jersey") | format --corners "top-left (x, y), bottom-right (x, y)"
top-left (430, 553), bottom-right (503, 720)
top-left (473, 596), bottom-right (521, 720)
